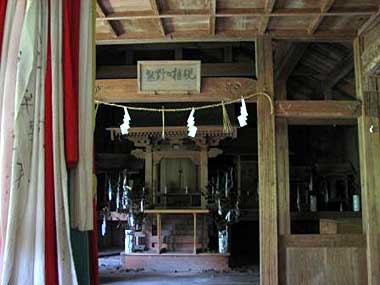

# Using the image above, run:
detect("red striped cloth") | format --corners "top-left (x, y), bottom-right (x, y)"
top-left (62, 0), bottom-right (80, 168)
top-left (0, 0), bottom-right (7, 58)
top-left (45, 6), bottom-right (59, 283)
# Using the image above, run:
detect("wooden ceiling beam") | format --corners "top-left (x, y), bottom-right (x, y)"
top-left (96, 63), bottom-right (255, 79)
top-left (150, 0), bottom-right (166, 37)
top-left (96, 8), bottom-right (376, 21)
top-left (95, 78), bottom-right (257, 103)
top-left (209, 0), bottom-right (216, 36)
top-left (96, 29), bottom-right (357, 45)
top-left (259, 0), bottom-right (276, 34)
top-left (96, 1), bottom-right (125, 37)
top-left (276, 43), bottom-right (309, 79)
top-left (308, 0), bottom-right (335, 35)
top-left (276, 100), bottom-right (361, 119)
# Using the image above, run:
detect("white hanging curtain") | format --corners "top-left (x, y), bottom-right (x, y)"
top-left (50, 0), bottom-right (78, 283)
top-left (2, 0), bottom-right (46, 283)
top-left (0, 0), bottom-right (25, 278)
top-left (0, 0), bottom-right (86, 283)
top-left (70, 0), bottom-right (95, 232)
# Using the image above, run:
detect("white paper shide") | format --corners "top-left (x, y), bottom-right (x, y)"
top-left (187, 107), bottom-right (197, 137)
top-left (238, 98), bottom-right (248, 127)
top-left (120, 107), bottom-right (131, 135)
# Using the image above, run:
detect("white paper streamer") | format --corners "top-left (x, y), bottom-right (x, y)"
top-left (187, 108), bottom-right (197, 137)
top-left (120, 107), bottom-right (131, 135)
top-left (238, 98), bottom-right (248, 127)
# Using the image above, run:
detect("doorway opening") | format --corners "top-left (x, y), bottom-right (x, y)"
top-left (94, 42), bottom-right (260, 284)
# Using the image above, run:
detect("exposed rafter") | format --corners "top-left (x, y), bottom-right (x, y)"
top-left (96, 1), bottom-right (125, 37)
top-left (150, 0), bottom-right (166, 37)
top-left (308, 0), bottom-right (335, 34)
top-left (95, 1), bottom-right (379, 44)
top-left (323, 51), bottom-right (354, 89)
top-left (276, 43), bottom-right (309, 79)
top-left (358, 8), bottom-right (380, 36)
top-left (209, 0), bottom-right (217, 36)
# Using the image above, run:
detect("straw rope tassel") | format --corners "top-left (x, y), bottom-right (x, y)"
top-left (221, 101), bottom-right (233, 133)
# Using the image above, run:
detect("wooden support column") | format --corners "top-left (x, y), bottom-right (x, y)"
top-left (276, 80), bottom-right (290, 285)
top-left (193, 213), bottom-right (197, 254)
top-left (276, 80), bottom-right (290, 236)
top-left (157, 213), bottom-right (161, 254)
top-left (199, 146), bottom-right (208, 208)
top-left (354, 38), bottom-right (380, 284)
top-left (145, 147), bottom-right (154, 204)
top-left (256, 35), bottom-right (278, 285)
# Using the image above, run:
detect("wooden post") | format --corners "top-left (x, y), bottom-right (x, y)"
top-left (193, 213), bottom-right (197, 254)
top-left (199, 146), bottom-right (208, 208)
top-left (145, 147), bottom-right (154, 204)
top-left (256, 35), bottom-right (278, 285)
top-left (276, 80), bottom-right (290, 236)
top-left (236, 155), bottom-right (242, 197)
top-left (354, 38), bottom-right (380, 284)
top-left (276, 80), bottom-right (290, 285)
top-left (157, 213), bottom-right (161, 254)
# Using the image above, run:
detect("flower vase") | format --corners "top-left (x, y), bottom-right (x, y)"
top-left (218, 228), bottom-right (228, 254)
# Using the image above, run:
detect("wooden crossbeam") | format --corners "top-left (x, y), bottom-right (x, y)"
top-left (95, 78), bottom-right (257, 103)
top-left (276, 43), bottom-right (309, 79)
top-left (259, 0), bottom-right (276, 34)
top-left (209, 0), bottom-right (216, 36)
top-left (96, 8), bottom-right (376, 21)
top-left (308, 0), bottom-right (335, 34)
top-left (150, 0), bottom-right (166, 37)
top-left (97, 0), bottom-right (125, 37)
top-left (275, 100), bottom-right (361, 119)
top-left (96, 63), bottom-right (254, 79)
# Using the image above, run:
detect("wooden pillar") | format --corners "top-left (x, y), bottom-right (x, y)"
top-left (354, 38), bottom-right (380, 284)
top-left (145, 147), bottom-right (154, 204)
top-left (276, 80), bottom-right (290, 236)
top-left (153, 161), bottom-right (160, 205)
top-left (235, 155), bottom-right (242, 197)
top-left (256, 35), bottom-right (278, 285)
top-left (199, 146), bottom-right (208, 208)
top-left (193, 213), bottom-right (197, 254)
top-left (157, 213), bottom-right (161, 254)
top-left (276, 80), bottom-right (290, 285)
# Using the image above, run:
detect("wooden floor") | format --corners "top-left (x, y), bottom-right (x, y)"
top-left (100, 271), bottom-right (259, 285)
top-left (99, 256), bottom-right (259, 285)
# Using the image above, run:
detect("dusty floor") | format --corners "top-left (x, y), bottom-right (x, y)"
top-left (99, 256), bottom-right (259, 285)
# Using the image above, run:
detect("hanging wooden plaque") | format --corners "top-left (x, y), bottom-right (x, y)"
top-left (137, 61), bottom-right (201, 93)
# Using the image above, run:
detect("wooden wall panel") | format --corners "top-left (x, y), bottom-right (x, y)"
top-left (286, 247), bottom-right (367, 285)
top-left (282, 235), bottom-right (368, 285)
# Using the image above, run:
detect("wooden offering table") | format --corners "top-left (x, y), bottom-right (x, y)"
top-left (121, 208), bottom-right (230, 271)
top-left (144, 209), bottom-right (209, 255)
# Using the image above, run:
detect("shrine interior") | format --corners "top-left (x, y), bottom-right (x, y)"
top-left (95, 41), bottom-right (361, 283)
